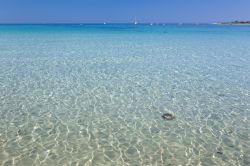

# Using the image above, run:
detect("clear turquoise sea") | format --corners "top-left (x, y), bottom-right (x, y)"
top-left (0, 24), bottom-right (250, 165)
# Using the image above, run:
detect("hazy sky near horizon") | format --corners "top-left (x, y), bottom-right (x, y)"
top-left (0, 0), bottom-right (250, 23)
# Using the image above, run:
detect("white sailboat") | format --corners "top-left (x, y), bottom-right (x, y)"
top-left (134, 17), bottom-right (138, 25)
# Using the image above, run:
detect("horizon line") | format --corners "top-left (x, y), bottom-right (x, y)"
top-left (0, 22), bottom-right (214, 25)
top-left (1, 20), bottom-right (248, 25)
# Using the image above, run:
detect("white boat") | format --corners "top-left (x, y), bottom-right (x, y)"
top-left (134, 17), bottom-right (138, 25)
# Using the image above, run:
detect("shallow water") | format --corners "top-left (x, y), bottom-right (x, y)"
top-left (0, 24), bottom-right (250, 165)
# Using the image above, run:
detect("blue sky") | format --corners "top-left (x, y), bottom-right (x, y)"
top-left (0, 0), bottom-right (249, 23)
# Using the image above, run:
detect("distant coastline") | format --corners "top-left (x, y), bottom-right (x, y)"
top-left (213, 21), bottom-right (250, 25)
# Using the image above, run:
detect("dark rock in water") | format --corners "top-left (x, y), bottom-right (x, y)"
top-left (162, 113), bottom-right (175, 120)
top-left (17, 129), bottom-right (22, 135)
top-left (217, 151), bottom-right (223, 155)
top-left (218, 93), bottom-right (226, 97)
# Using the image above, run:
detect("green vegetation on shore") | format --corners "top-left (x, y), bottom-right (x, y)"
top-left (215, 21), bottom-right (250, 24)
